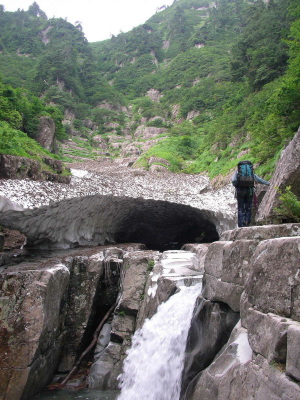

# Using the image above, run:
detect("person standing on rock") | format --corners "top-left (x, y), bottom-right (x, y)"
top-left (232, 160), bottom-right (270, 228)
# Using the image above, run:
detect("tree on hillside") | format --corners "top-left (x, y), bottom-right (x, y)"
top-left (230, 0), bottom-right (290, 89)
top-left (168, 6), bottom-right (193, 52)
top-left (28, 2), bottom-right (47, 19)
top-left (272, 0), bottom-right (300, 130)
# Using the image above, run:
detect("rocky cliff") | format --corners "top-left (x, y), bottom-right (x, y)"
top-left (182, 223), bottom-right (300, 400)
top-left (257, 126), bottom-right (300, 223)
top-left (1, 223), bottom-right (300, 400)
top-left (0, 154), bottom-right (70, 184)
top-left (0, 243), bottom-right (145, 399)
top-left (0, 128), bottom-right (300, 399)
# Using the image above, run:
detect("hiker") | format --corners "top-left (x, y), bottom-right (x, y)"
top-left (232, 160), bottom-right (270, 227)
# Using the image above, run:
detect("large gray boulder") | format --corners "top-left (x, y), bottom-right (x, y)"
top-left (186, 322), bottom-right (300, 400)
top-left (257, 126), bottom-right (300, 223)
top-left (0, 262), bottom-right (70, 400)
top-left (201, 239), bottom-right (257, 312)
top-left (241, 236), bottom-right (300, 320)
top-left (36, 116), bottom-right (56, 152)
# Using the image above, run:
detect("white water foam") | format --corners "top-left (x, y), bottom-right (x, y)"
top-left (117, 284), bottom-right (201, 400)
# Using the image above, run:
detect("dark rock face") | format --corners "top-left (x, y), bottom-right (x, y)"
top-left (57, 254), bottom-right (107, 372)
top-left (0, 233), bottom-right (4, 251)
top-left (0, 154), bottom-right (70, 183)
top-left (87, 250), bottom-right (159, 390)
top-left (36, 116), bottom-right (56, 152)
top-left (181, 298), bottom-right (240, 398)
top-left (0, 195), bottom-right (220, 250)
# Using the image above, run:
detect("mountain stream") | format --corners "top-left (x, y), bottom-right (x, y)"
top-left (31, 281), bottom-right (201, 400)
top-left (117, 283), bottom-right (202, 400)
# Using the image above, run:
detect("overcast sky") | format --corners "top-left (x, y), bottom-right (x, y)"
top-left (1, 0), bottom-right (175, 42)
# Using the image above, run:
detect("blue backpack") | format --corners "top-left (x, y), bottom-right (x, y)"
top-left (237, 160), bottom-right (254, 188)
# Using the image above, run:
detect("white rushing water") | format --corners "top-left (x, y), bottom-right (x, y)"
top-left (117, 284), bottom-right (202, 400)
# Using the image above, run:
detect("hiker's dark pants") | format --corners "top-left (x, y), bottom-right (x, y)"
top-left (236, 188), bottom-right (253, 227)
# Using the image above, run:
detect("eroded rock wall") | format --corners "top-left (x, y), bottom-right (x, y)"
top-left (1, 223), bottom-right (300, 400)
top-left (0, 262), bottom-right (69, 400)
top-left (87, 250), bottom-right (159, 389)
top-left (86, 248), bottom-right (206, 390)
top-left (183, 223), bottom-right (300, 400)
top-left (0, 244), bottom-right (143, 400)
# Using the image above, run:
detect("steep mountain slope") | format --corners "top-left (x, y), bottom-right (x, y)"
top-left (0, 0), bottom-right (299, 181)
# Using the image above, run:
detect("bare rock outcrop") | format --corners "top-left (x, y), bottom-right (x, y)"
top-left (0, 244), bottom-right (143, 400)
top-left (134, 125), bottom-right (167, 140)
top-left (146, 88), bottom-right (162, 102)
top-left (0, 154), bottom-right (70, 183)
top-left (183, 223), bottom-right (300, 400)
top-left (36, 116), bottom-right (56, 152)
top-left (87, 250), bottom-right (159, 389)
top-left (257, 126), bottom-right (300, 223)
top-left (0, 261), bottom-right (70, 400)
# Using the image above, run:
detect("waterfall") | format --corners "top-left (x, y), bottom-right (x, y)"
top-left (117, 284), bottom-right (202, 400)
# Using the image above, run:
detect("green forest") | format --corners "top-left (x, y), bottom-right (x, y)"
top-left (0, 0), bottom-right (299, 180)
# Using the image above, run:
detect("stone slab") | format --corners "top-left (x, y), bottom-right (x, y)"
top-left (286, 323), bottom-right (300, 381)
top-left (243, 237), bottom-right (300, 320)
top-left (202, 273), bottom-right (243, 312)
top-left (203, 241), bottom-right (232, 278)
top-left (245, 309), bottom-right (298, 363)
top-left (221, 223), bottom-right (300, 242)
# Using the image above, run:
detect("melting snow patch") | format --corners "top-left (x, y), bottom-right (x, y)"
top-left (233, 331), bottom-right (253, 364)
top-left (90, 253), bottom-right (105, 262)
top-left (71, 168), bottom-right (89, 178)
top-left (47, 263), bottom-right (69, 275)
top-left (147, 273), bottom-right (159, 297)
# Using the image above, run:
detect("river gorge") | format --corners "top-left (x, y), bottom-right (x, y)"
top-left (1, 128), bottom-right (300, 400)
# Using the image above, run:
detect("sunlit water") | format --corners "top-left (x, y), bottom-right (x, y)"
top-left (31, 389), bottom-right (119, 400)
top-left (117, 284), bottom-right (201, 400)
